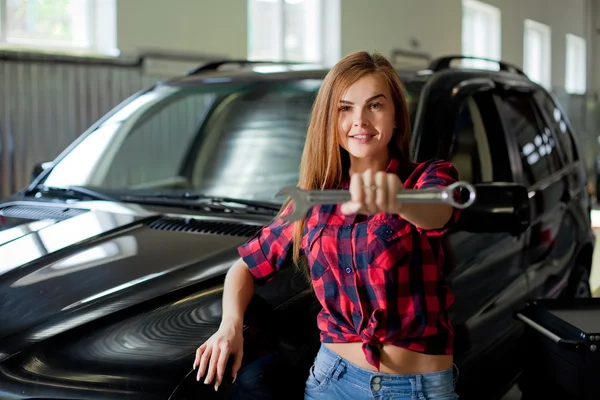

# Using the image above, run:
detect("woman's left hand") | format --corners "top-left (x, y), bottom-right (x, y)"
top-left (341, 169), bottom-right (403, 215)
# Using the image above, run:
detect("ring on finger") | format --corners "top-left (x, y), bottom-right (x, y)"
top-left (363, 184), bottom-right (378, 191)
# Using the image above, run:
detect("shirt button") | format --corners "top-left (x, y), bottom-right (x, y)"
top-left (372, 383), bottom-right (381, 391)
top-left (373, 377), bottom-right (381, 384)
top-left (345, 267), bottom-right (352, 274)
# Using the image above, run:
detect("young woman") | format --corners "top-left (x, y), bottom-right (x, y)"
top-left (193, 51), bottom-right (460, 399)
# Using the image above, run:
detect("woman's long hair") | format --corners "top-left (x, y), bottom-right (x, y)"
top-left (282, 51), bottom-right (412, 271)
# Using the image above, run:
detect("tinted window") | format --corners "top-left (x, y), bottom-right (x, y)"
top-left (449, 97), bottom-right (494, 183)
top-left (403, 79), bottom-right (424, 129)
top-left (534, 91), bottom-right (578, 164)
top-left (495, 94), bottom-right (561, 186)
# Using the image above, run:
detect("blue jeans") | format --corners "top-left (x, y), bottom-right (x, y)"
top-left (304, 344), bottom-right (459, 400)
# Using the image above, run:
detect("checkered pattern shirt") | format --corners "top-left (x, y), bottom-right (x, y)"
top-left (237, 157), bottom-right (460, 371)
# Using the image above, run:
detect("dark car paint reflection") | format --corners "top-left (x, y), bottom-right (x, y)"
top-left (12, 235), bottom-right (140, 288)
top-left (0, 210), bottom-right (136, 272)
top-left (0, 206), bottom-right (256, 343)
top-left (0, 201), bottom-right (310, 399)
top-left (0, 218), bottom-right (55, 246)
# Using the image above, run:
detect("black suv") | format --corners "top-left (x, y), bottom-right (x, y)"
top-left (0, 55), bottom-right (593, 400)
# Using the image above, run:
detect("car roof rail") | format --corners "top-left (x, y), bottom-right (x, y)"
top-left (428, 55), bottom-right (526, 75)
top-left (187, 60), bottom-right (311, 75)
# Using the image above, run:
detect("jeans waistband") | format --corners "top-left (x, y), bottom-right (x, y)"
top-left (315, 343), bottom-right (458, 385)
top-left (307, 344), bottom-right (459, 399)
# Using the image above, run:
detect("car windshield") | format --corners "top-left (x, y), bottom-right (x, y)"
top-left (39, 75), bottom-right (421, 204)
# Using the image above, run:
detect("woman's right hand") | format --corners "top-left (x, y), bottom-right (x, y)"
top-left (193, 318), bottom-right (244, 391)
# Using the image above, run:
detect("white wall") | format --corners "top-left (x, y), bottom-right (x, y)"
top-left (116, 0), bottom-right (463, 64)
top-left (481, 0), bottom-right (589, 91)
top-left (115, 0), bottom-right (592, 91)
top-left (340, 0), bottom-right (462, 64)
top-left (339, 0), bottom-right (590, 90)
top-left (116, 0), bottom-right (247, 59)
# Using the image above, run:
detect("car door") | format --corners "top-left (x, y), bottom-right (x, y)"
top-left (414, 81), bottom-right (529, 396)
top-left (530, 89), bottom-right (587, 297)
top-left (492, 89), bottom-right (573, 300)
top-left (443, 90), bottom-right (529, 366)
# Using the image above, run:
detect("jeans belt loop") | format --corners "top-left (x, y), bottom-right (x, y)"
top-left (414, 374), bottom-right (423, 393)
top-left (331, 358), bottom-right (345, 381)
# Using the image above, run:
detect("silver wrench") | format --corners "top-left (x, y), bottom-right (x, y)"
top-left (275, 181), bottom-right (476, 222)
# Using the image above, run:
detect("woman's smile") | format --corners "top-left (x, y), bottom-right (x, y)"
top-left (349, 132), bottom-right (378, 144)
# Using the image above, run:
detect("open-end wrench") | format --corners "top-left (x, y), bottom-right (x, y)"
top-left (275, 181), bottom-right (477, 222)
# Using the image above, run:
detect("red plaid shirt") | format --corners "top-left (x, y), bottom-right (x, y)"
top-left (238, 157), bottom-right (459, 370)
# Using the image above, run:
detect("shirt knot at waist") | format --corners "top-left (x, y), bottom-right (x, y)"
top-left (360, 309), bottom-right (384, 371)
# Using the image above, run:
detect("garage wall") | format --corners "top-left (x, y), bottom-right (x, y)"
top-left (116, 0), bottom-right (247, 59)
top-left (340, 0), bottom-right (462, 64)
top-left (115, 0), bottom-right (592, 92)
top-left (482, 0), bottom-right (589, 91)
top-left (340, 0), bottom-right (590, 90)
top-left (0, 56), bottom-right (178, 199)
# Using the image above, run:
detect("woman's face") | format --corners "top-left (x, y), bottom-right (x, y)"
top-left (338, 74), bottom-right (396, 162)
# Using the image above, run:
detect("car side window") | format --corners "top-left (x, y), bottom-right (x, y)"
top-left (494, 93), bottom-right (561, 187)
top-left (449, 96), bottom-right (494, 184)
top-left (533, 91), bottom-right (578, 164)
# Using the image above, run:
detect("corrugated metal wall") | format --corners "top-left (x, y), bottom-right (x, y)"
top-left (0, 52), bottom-right (214, 199)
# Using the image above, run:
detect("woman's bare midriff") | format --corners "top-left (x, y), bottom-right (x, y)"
top-left (325, 342), bottom-right (453, 374)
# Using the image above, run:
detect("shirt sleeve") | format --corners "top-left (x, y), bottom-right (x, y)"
top-left (237, 204), bottom-right (296, 285)
top-left (413, 158), bottom-right (461, 236)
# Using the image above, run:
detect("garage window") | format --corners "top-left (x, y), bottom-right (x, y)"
top-left (247, 0), bottom-right (339, 65)
top-left (0, 0), bottom-right (117, 55)
top-left (523, 19), bottom-right (551, 89)
top-left (461, 0), bottom-right (501, 69)
top-left (565, 33), bottom-right (587, 95)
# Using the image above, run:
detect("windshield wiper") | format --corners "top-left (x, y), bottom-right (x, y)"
top-left (120, 193), bottom-right (281, 214)
top-left (23, 185), bottom-right (115, 201)
top-left (198, 195), bottom-right (281, 212)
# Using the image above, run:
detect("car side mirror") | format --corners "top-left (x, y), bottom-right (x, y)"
top-left (31, 161), bottom-right (53, 182)
top-left (455, 182), bottom-right (530, 235)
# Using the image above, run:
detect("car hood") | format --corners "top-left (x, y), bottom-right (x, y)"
top-left (0, 200), bottom-right (266, 356)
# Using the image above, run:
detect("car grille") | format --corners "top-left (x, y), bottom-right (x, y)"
top-left (146, 217), bottom-right (261, 237)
